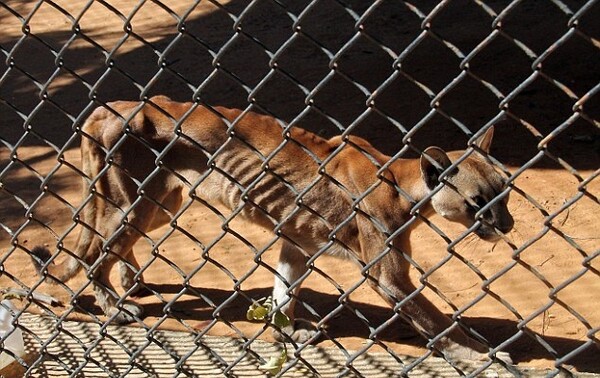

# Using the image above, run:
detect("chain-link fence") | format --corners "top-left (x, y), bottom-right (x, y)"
top-left (0, 0), bottom-right (598, 377)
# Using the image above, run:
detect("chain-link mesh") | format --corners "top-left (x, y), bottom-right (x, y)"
top-left (0, 0), bottom-right (598, 377)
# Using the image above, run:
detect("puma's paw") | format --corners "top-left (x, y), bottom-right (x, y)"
top-left (494, 351), bottom-right (513, 365)
top-left (443, 344), bottom-right (512, 364)
top-left (272, 318), bottom-right (318, 344)
top-left (109, 302), bottom-right (144, 324)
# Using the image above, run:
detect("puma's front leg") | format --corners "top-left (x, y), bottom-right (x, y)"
top-left (370, 253), bottom-right (512, 364)
top-left (271, 241), bottom-right (317, 343)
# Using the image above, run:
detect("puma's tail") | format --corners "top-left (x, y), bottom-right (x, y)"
top-left (30, 245), bottom-right (84, 283)
top-left (29, 107), bottom-right (108, 284)
top-left (30, 245), bottom-right (52, 273)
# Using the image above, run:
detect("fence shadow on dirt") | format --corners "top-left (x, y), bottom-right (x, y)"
top-left (1, 0), bottom-right (598, 168)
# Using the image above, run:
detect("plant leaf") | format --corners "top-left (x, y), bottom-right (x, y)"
top-left (246, 297), bottom-right (273, 321)
top-left (272, 309), bottom-right (290, 328)
top-left (258, 348), bottom-right (287, 375)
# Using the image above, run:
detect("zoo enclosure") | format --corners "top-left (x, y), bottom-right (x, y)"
top-left (0, 0), bottom-right (599, 377)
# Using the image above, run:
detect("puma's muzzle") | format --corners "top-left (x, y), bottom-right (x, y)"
top-left (473, 210), bottom-right (514, 241)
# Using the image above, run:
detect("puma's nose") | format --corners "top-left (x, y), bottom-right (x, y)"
top-left (498, 214), bottom-right (514, 234)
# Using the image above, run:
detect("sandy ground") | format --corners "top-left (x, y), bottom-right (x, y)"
top-left (0, 0), bottom-right (599, 374)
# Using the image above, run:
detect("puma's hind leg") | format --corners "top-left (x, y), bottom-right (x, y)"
top-left (88, 204), bottom-right (160, 324)
top-left (89, 191), bottom-right (175, 324)
top-left (92, 243), bottom-right (145, 324)
top-left (118, 189), bottom-right (182, 298)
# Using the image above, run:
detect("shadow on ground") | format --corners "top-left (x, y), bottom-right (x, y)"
top-left (75, 284), bottom-right (600, 373)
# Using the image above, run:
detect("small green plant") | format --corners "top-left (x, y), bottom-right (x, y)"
top-left (258, 348), bottom-right (288, 375)
top-left (247, 296), bottom-right (290, 375)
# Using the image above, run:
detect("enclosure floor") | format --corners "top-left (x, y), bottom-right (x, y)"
top-left (0, 313), bottom-right (582, 378)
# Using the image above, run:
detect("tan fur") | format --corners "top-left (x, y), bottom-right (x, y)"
top-left (31, 96), bottom-right (514, 363)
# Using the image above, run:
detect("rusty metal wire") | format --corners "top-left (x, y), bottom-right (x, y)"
top-left (0, 0), bottom-right (598, 377)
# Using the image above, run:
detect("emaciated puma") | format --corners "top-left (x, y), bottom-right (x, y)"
top-left (31, 96), bottom-right (514, 363)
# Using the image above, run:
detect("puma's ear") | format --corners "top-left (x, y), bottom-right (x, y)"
top-left (474, 126), bottom-right (494, 154)
top-left (420, 147), bottom-right (453, 190)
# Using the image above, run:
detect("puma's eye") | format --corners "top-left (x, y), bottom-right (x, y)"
top-left (466, 195), bottom-right (487, 210)
top-left (474, 196), bottom-right (487, 208)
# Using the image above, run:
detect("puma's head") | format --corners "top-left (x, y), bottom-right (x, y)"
top-left (420, 127), bottom-right (514, 241)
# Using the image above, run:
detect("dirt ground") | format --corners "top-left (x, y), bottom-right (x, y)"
top-left (0, 0), bottom-right (599, 374)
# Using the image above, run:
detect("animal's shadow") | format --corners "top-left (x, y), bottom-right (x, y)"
top-left (76, 283), bottom-right (600, 373)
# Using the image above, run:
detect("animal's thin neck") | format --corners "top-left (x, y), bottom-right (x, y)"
top-left (388, 158), bottom-right (430, 203)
